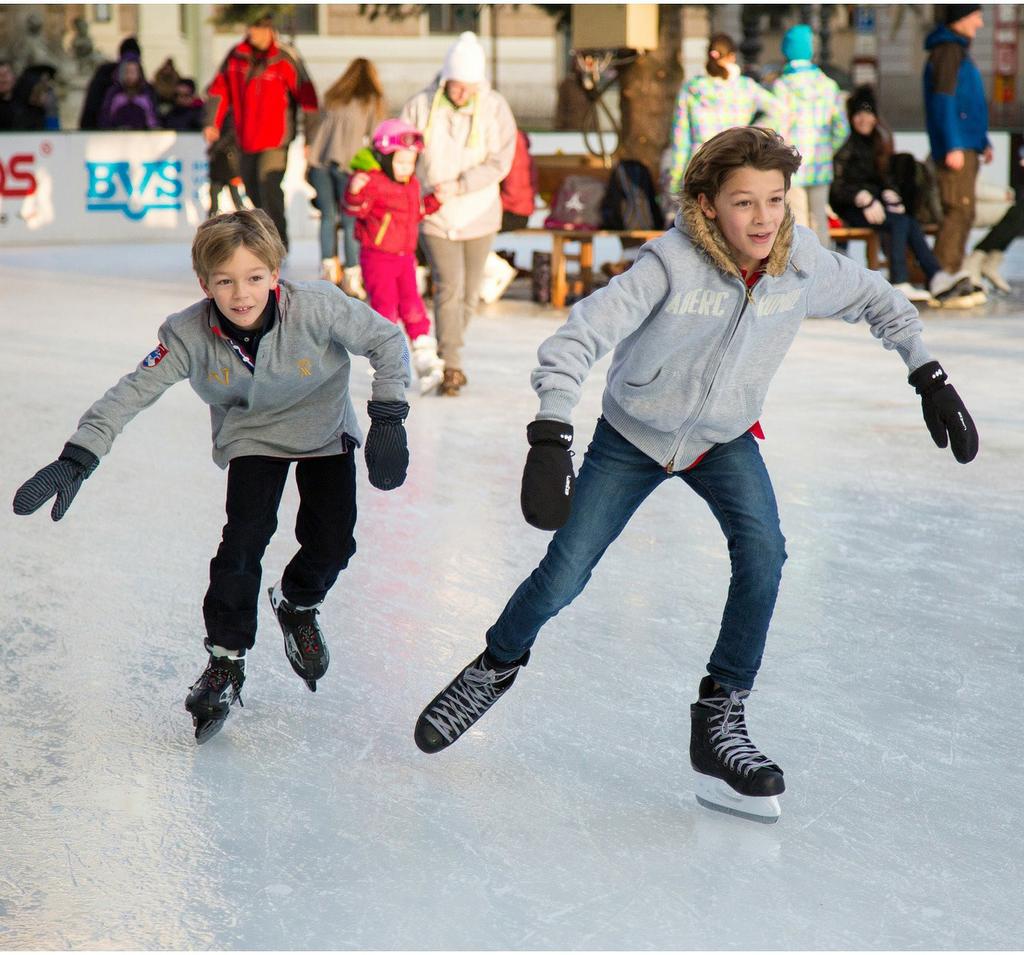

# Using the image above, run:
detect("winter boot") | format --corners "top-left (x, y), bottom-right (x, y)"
top-left (267, 582), bottom-right (329, 692)
top-left (411, 335), bottom-right (445, 395)
top-left (962, 249), bottom-right (985, 290)
top-left (930, 270), bottom-right (977, 309)
top-left (341, 265), bottom-right (367, 300)
top-left (439, 367), bottom-right (467, 397)
top-left (690, 675), bottom-right (785, 824)
top-left (185, 645), bottom-right (246, 744)
top-left (414, 649), bottom-right (530, 753)
top-left (981, 250), bottom-right (1011, 293)
top-left (321, 257), bottom-right (342, 285)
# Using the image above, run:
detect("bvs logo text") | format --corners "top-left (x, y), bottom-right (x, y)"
top-left (0, 154), bottom-right (38, 197)
top-left (86, 160), bottom-right (182, 220)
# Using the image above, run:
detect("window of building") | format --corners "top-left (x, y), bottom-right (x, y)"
top-left (428, 5), bottom-right (479, 35)
top-left (94, 4), bottom-right (111, 23)
top-left (280, 4), bottom-right (320, 35)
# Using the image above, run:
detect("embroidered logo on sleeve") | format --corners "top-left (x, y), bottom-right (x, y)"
top-left (141, 343), bottom-right (169, 368)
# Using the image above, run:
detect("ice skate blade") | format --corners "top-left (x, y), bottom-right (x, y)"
top-left (693, 773), bottom-right (781, 824)
top-left (193, 717), bottom-right (225, 744)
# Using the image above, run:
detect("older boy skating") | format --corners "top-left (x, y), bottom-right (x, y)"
top-left (413, 127), bottom-right (978, 824)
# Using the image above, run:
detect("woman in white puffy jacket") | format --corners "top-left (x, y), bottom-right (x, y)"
top-left (401, 32), bottom-right (517, 396)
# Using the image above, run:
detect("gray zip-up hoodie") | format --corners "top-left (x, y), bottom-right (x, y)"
top-left (532, 198), bottom-right (933, 472)
top-left (68, 279), bottom-right (410, 469)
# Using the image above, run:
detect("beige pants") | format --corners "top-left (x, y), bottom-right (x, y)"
top-left (789, 184), bottom-right (831, 246)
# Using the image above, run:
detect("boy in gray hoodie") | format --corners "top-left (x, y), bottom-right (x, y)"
top-left (413, 127), bottom-right (978, 824)
top-left (13, 209), bottom-right (412, 743)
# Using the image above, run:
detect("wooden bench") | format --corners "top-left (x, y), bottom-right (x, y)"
top-left (516, 156), bottom-right (941, 307)
top-left (505, 222), bottom-right (944, 308)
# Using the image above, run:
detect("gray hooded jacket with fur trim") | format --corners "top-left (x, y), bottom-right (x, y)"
top-left (532, 198), bottom-right (932, 471)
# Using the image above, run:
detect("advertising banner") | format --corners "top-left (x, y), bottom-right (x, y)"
top-left (0, 131), bottom-right (313, 246)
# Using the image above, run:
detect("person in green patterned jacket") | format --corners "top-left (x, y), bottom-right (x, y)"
top-left (771, 24), bottom-right (849, 246)
top-left (667, 34), bottom-right (782, 196)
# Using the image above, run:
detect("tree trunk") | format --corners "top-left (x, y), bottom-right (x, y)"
top-left (614, 5), bottom-right (683, 179)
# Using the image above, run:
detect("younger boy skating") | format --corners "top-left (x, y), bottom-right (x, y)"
top-left (13, 209), bottom-right (411, 743)
top-left (413, 127), bottom-right (979, 823)
top-left (344, 119), bottom-right (446, 394)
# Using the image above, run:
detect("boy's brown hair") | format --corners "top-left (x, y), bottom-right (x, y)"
top-left (191, 208), bottom-right (286, 280)
top-left (682, 126), bottom-right (802, 202)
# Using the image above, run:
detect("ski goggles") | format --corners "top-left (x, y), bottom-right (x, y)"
top-left (377, 130), bottom-right (425, 152)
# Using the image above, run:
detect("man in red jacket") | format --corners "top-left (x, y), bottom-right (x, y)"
top-left (203, 14), bottom-right (320, 251)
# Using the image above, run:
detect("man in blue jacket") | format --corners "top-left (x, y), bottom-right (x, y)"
top-left (923, 4), bottom-right (991, 279)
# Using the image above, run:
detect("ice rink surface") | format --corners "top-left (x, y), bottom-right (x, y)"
top-left (1, 237), bottom-right (1021, 950)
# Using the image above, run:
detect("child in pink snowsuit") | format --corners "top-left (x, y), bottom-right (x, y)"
top-left (344, 119), bottom-right (445, 392)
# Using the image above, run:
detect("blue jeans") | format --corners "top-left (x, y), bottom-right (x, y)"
top-left (486, 418), bottom-right (787, 690)
top-left (307, 163), bottom-right (359, 265)
top-left (843, 207), bottom-right (940, 285)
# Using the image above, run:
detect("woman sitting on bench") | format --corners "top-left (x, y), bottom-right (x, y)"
top-left (830, 85), bottom-right (970, 305)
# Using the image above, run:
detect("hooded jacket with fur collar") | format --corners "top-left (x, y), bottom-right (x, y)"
top-left (531, 197), bottom-right (932, 472)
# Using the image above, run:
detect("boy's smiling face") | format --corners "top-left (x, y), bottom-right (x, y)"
top-left (698, 166), bottom-right (787, 273)
top-left (199, 244), bottom-right (279, 328)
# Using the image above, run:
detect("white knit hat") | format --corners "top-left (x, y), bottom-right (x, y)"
top-left (441, 31), bottom-right (486, 84)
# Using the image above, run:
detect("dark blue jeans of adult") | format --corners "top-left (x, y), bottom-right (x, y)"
top-left (307, 162), bottom-right (360, 265)
top-left (486, 417), bottom-right (787, 691)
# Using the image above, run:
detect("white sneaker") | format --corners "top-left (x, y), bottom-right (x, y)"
top-left (892, 281), bottom-right (932, 302)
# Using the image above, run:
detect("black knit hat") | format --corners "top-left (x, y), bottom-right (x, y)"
top-left (944, 4), bottom-right (981, 25)
top-left (847, 85), bottom-right (877, 119)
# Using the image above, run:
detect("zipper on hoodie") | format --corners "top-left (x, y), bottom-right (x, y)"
top-left (664, 277), bottom-right (752, 473)
top-left (374, 212), bottom-right (392, 246)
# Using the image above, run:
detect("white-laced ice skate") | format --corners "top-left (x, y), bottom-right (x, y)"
top-left (689, 675), bottom-right (784, 824)
top-left (411, 334), bottom-right (445, 395)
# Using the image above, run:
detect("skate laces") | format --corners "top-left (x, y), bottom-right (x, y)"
top-left (424, 658), bottom-right (518, 743)
top-left (281, 603), bottom-right (322, 656)
top-left (197, 657), bottom-right (244, 699)
top-left (705, 690), bottom-right (777, 778)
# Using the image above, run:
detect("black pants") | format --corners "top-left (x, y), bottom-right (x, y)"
top-left (239, 147), bottom-right (289, 250)
top-left (976, 200), bottom-right (1024, 253)
top-left (202, 453), bottom-right (357, 652)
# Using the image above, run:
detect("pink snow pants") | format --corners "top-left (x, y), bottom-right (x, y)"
top-left (359, 247), bottom-right (431, 340)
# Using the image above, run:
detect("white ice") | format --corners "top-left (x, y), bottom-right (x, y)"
top-left (1, 237), bottom-right (1021, 950)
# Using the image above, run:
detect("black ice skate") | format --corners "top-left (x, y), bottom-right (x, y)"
top-left (414, 649), bottom-right (529, 753)
top-left (267, 582), bottom-right (329, 692)
top-left (690, 675), bottom-right (785, 824)
top-left (185, 649), bottom-right (245, 744)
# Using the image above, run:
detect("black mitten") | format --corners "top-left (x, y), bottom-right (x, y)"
top-left (13, 443), bottom-right (100, 521)
top-left (908, 361), bottom-right (979, 464)
top-left (521, 420), bottom-right (575, 530)
top-left (364, 400), bottom-right (409, 490)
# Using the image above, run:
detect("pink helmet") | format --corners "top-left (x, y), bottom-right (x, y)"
top-left (372, 119), bottom-right (425, 155)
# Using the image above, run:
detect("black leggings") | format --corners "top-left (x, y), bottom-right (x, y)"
top-left (202, 453), bottom-right (357, 651)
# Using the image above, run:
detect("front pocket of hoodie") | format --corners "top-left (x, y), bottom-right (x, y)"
top-left (616, 367), bottom-right (701, 433)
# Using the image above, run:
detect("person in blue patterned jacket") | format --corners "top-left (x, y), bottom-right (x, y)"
top-left (772, 24), bottom-right (848, 245)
